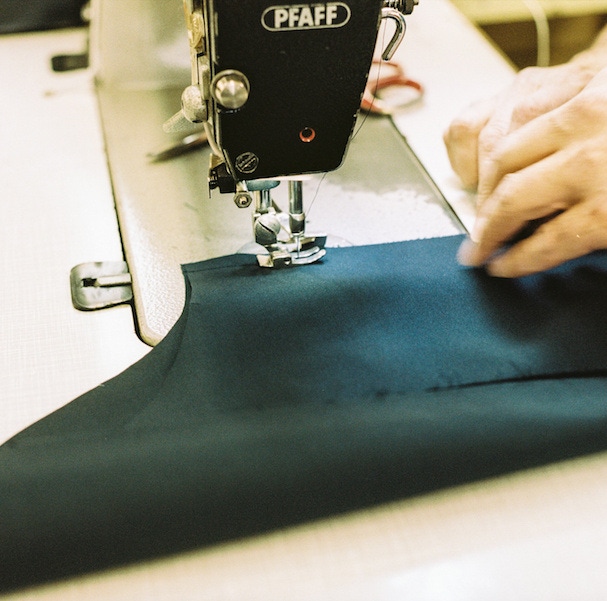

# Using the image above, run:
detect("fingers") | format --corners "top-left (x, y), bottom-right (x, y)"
top-left (443, 97), bottom-right (497, 189)
top-left (483, 199), bottom-right (607, 278)
top-left (474, 95), bottom-right (539, 206)
top-left (476, 74), bottom-right (607, 203)
top-left (474, 77), bottom-right (548, 201)
top-left (445, 63), bottom-right (601, 194)
top-left (506, 65), bottom-right (580, 130)
top-left (476, 108), bottom-right (566, 204)
top-left (458, 147), bottom-right (577, 269)
top-left (458, 138), bottom-right (607, 278)
top-left (463, 86), bottom-right (607, 273)
top-left (446, 64), bottom-right (607, 279)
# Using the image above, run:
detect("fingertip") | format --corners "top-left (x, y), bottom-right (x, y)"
top-left (457, 238), bottom-right (482, 267)
top-left (458, 172), bottom-right (480, 192)
top-left (470, 216), bottom-right (488, 243)
top-left (485, 259), bottom-right (511, 278)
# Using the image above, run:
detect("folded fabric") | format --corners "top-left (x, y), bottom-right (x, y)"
top-left (2, 234), bottom-right (607, 592)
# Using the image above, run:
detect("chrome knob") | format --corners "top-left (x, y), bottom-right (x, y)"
top-left (162, 85), bottom-right (207, 132)
top-left (211, 70), bottom-right (250, 110)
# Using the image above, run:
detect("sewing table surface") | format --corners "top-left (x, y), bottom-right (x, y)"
top-left (3, 0), bottom-right (607, 598)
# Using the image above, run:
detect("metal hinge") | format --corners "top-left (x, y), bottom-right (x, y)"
top-left (70, 261), bottom-right (133, 311)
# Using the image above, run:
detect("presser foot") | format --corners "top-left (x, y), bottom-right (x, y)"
top-left (256, 235), bottom-right (327, 268)
top-left (239, 179), bottom-right (326, 268)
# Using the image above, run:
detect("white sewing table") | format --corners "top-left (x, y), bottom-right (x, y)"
top-left (3, 0), bottom-right (607, 598)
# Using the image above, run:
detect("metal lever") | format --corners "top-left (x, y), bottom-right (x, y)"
top-left (70, 261), bottom-right (133, 310)
top-left (380, 7), bottom-right (408, 61)
top-left (162, 85), bottom-right (207, 133)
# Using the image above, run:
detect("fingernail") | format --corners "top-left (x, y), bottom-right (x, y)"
top-left (471, 216), bottom-right (487, 243)
top-left (457, 238), bottom-right (480, 266)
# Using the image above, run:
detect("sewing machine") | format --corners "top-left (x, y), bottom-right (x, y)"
top-left (162, 0), bottom-right (416, 267)
top-left (89, 0), bottom-right (463, 344)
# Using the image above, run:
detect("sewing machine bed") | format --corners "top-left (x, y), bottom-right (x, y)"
top-left (97, 86), bottom-right (462, 345)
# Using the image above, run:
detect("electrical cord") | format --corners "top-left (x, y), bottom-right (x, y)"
top-left (522, 0), bottom-right (551, 66)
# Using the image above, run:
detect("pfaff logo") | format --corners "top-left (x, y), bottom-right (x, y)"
top-left (262, 3), bottom-right (351, 31)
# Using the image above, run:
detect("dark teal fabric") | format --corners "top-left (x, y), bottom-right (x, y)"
top-left (2, 234), bottom-right (607, 591)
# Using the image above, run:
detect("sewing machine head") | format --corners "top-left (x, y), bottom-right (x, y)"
top-left (89, 0), bottom-right (460, 344)
top-left (165, 0), bottom-right (418, 266)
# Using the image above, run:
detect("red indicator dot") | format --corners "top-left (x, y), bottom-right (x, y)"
top-left (299, 127), bottom-right (316, 143)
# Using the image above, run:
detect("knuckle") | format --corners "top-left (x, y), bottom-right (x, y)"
top-left (477, 131), bottom-right (498, 159)
top-left (485, 148), bottom-right (507, 174)
top-left (585, 203), bottom-right (607, 241)
top-left (510, 101), bottom-right (534, 125)
top-left (478, 120), bottom-right (509, 157)
top-left (492, 173), bottom-right (519, 207)
top-left (537, 202), bottom-right (607, 256)
top-left (566, 144), bottom-right (607, 188)
top-left (445, 117), bottom-right (476, 146)
top-left (569, 93), bottom-right (607, 127)
top-left (517, 66), bottom-right (542, 82)
top-left (534, 220), bottom-right (567, 246)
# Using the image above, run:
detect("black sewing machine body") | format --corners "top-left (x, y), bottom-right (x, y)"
top-left (165, 0), bottom-right (413, 266)
top-left (207, 0), bottom-right (385, 181)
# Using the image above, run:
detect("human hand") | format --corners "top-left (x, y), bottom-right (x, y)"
top-left (457, 66), bottom-right (607, 277)
top-left (443, 60), bottom-right (599, 192)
